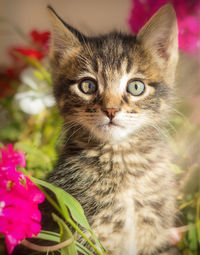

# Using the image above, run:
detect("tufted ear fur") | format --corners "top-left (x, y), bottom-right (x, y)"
top-left (137, 4), bottom-right (178, 75)
top-left (47, 6), bottom-right (83, 62)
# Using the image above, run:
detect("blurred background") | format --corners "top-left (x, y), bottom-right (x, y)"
top-left (0, 0), bottom-right (130, 65)
top-left (0, 0), bottom-right (200, 254)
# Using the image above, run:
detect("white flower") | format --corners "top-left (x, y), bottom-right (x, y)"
top-left (15, 67), bottom-right (55, 115)
top-left (15, 90), bottom-right (55, 115)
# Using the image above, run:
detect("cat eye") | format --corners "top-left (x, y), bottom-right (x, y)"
top-left (79, 79), bottom-right (97, 95)
top-left (127, 80), bottom-right (145, 96)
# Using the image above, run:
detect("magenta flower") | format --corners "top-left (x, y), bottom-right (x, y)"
top-left (128, 0), bottom-right (200, 56)
top-left (0, 144), bottom-right (26, 168)
top-left (0, 144), bottom-right (45, 254)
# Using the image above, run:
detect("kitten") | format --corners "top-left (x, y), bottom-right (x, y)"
top-left (47, 4), bottom-right (179, 255)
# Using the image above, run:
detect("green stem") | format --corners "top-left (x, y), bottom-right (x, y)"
top-left (56, 195), bottom-right (103, 254)
top-left (56, 189), bottom-right (71, 219)
top-left (31, 177), bottom-right (103, 254)
top-left (43, 189), bottom-right (62, 214)
top-left (30, 177), bottom-right (61, 215)
top-left (67, 218), bottom-right (103, 255)
top-left (34, 62), bottom-right (52, 86)
top-left (11, 52), bottom-right (52, 86)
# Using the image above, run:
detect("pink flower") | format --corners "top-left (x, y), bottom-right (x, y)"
top-left (0, 144), bottom-right (45, 254)
top-left (0, 144), bottom-right (26, 168)
top-left (128, 0), bottom-right (200, 56)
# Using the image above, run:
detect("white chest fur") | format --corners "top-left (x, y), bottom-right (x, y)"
top-left (92, 187), bottom-right (137, 255)
top-left (116, 188), bottom-right (137, 255)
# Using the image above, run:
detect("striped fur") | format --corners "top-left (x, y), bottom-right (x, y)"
top-left (47, 4), bottom-right (179, 255)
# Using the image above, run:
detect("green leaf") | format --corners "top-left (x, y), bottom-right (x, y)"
top-left (196, 221), bottom-right (200, 244)
top-left (32, 177), bottom-right (105, 254)
top-left (52, 213), bottom-right (77, 255)
top-left (197, 197), bottom-right (200, 244)
top-left (60, 189), bottom-right (91, 230)
top-left (36, 232), bottom-right (60, 242)
top-left (188, 225), bottom-right (198, 251)
top-left (40, 230), bottom-right (60, 237)
top-left (183, 166), bottom-right (200, 195)
top-left (59, 189), bottom-right (105, 252)
top-left (75, 242), bottom-right (94, 255)
top-left (16, 141), bottom-right (53, 172)
top-left (168, 162), bottom-right (184, 175)
top-left (32, 178), bottom-right (91, 229)
top-left (0, 124), bottom-right (22, 141)
top-left (55, 188), bottom-right (70, 220)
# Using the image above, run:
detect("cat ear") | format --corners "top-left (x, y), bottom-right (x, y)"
top-left (137, 4), bottom-right (178, 68)
top-left (47, 6), bottom-right (82, 61)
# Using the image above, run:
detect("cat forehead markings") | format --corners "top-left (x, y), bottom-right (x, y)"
top-left (96, 58), bottom-right (135, 90)
top-left (77, 57), bottom-right (139, 93)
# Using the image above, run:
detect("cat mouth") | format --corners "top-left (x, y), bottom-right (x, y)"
top-left (98, 121), bottom-right (124, 129)
top-left (108, 122), bottom-right (119, 127)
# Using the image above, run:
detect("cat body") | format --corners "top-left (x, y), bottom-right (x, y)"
top-left (49, 132), bottom-right (176, 255)
top-left (47, 4), bottom-right (179, 255)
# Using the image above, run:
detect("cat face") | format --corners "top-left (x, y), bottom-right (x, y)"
top-left (48, 4), bottom-right (178, 142)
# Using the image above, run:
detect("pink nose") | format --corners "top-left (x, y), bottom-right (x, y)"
top-left (103, 108), bottom-right (119, 120)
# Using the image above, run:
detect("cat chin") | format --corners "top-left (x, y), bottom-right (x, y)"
top-left (92, 124), bottom-right (134, 142)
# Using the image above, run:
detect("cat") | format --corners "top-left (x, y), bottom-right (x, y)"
top-left (46, 4), bottom-right (179, 255)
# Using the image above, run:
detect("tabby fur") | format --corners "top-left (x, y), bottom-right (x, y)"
top-left (47, 4), bottom-right (179, 255)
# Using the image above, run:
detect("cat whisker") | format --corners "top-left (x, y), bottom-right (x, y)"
top-left (64, 120), bottom-right (79, 130)
top-left (148, 123), bottom-right (163, 137)
top-left (66, 125), bottom-right (84, 143)
top-left (87, 126), bottom-right (96, 144)
top-left (169, 107), bottom-right (192, 128)
top-left (170, 107), bottom-right (186, 119)
top-left (162, 118), bottom-right (178, 135)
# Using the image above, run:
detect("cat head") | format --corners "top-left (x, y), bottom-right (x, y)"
top-left (47, 4), bottom-right (178, 143)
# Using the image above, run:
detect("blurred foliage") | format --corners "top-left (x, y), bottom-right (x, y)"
top-left (168, 86), bottom-right (200, 254)
top-left (0, 96), bottom-right (61, 178)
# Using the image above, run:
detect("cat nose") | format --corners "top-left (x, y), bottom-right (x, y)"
top-left (102, 108), bottom-right (119, 121)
